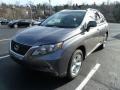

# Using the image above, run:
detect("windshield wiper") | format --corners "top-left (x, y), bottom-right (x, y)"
top-left (44, 25), bottom-right (63, 28)
top-left (44, 25), bottom-right (76, 28)
top-left (55, 25), bottom-right (76, 28)
top-left (44, 25), bottom-right (57, 27)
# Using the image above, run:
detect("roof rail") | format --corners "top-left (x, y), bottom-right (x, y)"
top-left (60, 9), bottom-right (71, 11)
top-left (87, 8), bottom-right (97, 12)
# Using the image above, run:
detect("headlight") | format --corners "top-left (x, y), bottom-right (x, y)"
top-left (32, 42), bottom-right (63, 56)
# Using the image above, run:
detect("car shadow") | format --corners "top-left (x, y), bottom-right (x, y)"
top-left (0, 55), bottom-right (97, 90)
top-left (112, 34), bottom-right (120, 40)
top-left (0, 64), bottom-right (69, 90)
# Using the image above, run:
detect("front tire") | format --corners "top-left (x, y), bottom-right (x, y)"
top-left (67, 49), bottom-right (83, 80)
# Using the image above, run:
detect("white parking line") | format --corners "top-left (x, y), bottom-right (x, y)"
top-left (75, 63), bottom-right (101, 90)
top-left (0, 55), bottom-right (10, 59)
top-left (0, 39), bottom-right (10, 42)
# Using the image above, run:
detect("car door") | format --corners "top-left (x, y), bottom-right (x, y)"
top-left (24, 21), bottom-right (30, 27)
top-left (96, 11), bottom-right (108, 43)
top-left (17, 20), bottom-right (23, 27)
top-left (83, 12), bottom-right (100, 55)
top-left (21, 20), bottom-right (26, 27)
top-left (19, 20), bottom-right (26, 27)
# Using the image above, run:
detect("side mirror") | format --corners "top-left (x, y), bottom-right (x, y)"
top-left (38, 19), bottom-right (45, 25)
top-left (86, 21), bottom-right (97, 31)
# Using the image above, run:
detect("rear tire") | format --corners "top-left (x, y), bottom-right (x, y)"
top-left (67, 49), bottom-right (83, 80)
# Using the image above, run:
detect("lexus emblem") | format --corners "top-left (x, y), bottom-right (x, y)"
top-left (14, 44), bottom-right (19, 51)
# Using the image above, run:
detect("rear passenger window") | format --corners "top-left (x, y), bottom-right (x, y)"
top-left (100, 18), bottom-right (105, 23)
top-left (97, 12), bottom-right (106, 23)
top-left (95, 12), bottom-right (101, 24)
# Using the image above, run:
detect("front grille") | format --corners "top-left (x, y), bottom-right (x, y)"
top-left (11, 40), bottom-right (31, 55)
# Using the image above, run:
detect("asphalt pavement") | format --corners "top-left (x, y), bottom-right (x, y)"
top-left (0, 23), bottom-right (120, 90)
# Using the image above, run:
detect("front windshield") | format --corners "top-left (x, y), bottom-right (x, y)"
top-left (41, 11), bottom-right (86, 28)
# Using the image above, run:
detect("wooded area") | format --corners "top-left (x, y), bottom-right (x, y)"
top-left (0, 1), bottom-right (120, 23)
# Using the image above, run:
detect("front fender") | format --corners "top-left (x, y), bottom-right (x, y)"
top-left (58, 34), bottom-right (86, 76)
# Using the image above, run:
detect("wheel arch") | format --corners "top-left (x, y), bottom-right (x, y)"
top-left (76, 45), bottom-right (86, 60)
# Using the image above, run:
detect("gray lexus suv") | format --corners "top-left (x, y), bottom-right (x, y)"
top-left (9, 8), bottom-right (109, 79)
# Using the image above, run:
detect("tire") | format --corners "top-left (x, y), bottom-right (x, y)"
top-left (14, 24), bottom-right (18, 28)
top-left (67, 49), bottom-right (83, 80)
top-left (99, 33), bottom-right (108, 49)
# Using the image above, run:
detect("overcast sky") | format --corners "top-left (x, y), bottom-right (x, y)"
top-left (0, 0), bottom-right (120, 6)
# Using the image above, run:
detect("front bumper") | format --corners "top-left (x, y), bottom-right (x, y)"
top-left (9, 46), bottom-right (66, 76)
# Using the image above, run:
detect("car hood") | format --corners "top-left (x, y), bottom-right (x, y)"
top-left (13, 26), bottom-right (81, 46)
